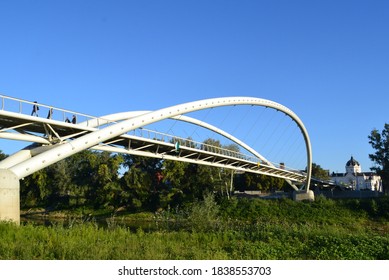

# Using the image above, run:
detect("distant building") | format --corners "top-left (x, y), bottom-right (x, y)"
top-left (331, 156), bottom-right (383, 192)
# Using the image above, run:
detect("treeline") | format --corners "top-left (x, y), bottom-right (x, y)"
top-left (16, 139), bottom-right (287, 212)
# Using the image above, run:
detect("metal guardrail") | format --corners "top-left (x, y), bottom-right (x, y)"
top-left (0, 94), bottom-right (111, 128)
top-left (130, 127), bottom-right (253, 160)
top-left (129, 128), bottom-right (302, 173)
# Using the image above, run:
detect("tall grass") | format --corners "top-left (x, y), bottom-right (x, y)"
top-left (1, 196), bottom-right (388, 260)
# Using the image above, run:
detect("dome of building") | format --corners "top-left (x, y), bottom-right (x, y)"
top-left (346, 156), bottom-right (360, 167)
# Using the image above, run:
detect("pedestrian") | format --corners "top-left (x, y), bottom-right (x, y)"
top-left (31, 101), bottom-right (39, 116)
top-left (71, 115), bottom-right (77, 124)
top-left (65, 117), bottom-right (71, 123)
top-left (47, 108), bottom-right (53, 119)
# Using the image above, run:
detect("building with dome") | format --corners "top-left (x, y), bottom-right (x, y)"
top-left (331, 156), bottom-right (383, 192)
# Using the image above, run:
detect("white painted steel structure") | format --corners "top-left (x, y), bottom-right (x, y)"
top-left (0, 95), bottom-right (314, 223)
top-left (0, 95), bottom-right (312, 188)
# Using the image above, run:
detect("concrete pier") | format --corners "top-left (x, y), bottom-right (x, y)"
top-left (0, 169), bottom-right (20, 225)
top-left (293, 190), bottom-right (315, 202)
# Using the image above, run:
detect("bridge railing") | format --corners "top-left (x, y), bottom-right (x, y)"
top-left (129, 127), bottom-right (303, 174)
top-left (130, 127), bottom-right (253, 159)
top-left (0, 94), bottom-right (113, 128)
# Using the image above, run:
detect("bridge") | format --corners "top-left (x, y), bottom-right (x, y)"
top-left (0, 94), bottom-right (313, 224)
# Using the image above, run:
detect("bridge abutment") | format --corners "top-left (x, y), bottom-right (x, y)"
top-left (293, 190), bottom-right (315, 202)
top-left (0, 169), bottom-right (20, 225)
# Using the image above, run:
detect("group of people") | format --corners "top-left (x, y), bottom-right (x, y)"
top-left (31, 101), bottom-right (77, 124)
top-left (65, 115), bottom-right (77, 124)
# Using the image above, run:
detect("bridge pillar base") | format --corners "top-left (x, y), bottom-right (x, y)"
top-left (293, 190), bottom-right (315, 202)
top-left (0, 169), bottom-right (20, 225)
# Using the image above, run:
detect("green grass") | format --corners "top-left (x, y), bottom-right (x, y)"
top-left (1, 196), bottom-right (388, 260)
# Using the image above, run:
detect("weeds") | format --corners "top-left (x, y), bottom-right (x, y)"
top-left (1, 196), bottom-right (388, 260)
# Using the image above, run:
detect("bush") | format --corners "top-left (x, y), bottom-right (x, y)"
top-left (187, 192), bottom-right (221, 232)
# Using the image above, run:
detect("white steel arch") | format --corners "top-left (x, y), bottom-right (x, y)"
top-left (8, 97), bottom-right (312, 191)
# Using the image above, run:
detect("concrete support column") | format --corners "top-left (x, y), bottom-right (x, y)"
top-left (293, 190), bottom-right (315, 202)
top-left (0, 169), bottom-right (20, 225)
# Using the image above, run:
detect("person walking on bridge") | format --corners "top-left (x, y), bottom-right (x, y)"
top-left (47, 107), bottom-right (53, 119)
top-left (31, 101), bottom-right (39, 116)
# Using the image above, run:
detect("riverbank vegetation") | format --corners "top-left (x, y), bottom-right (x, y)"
top-left (1, 195), bottom-right (388, 260)
top-left (15, 145), bottom-right (291, 214)
top-left (0, 124), bottom-right (388, 260)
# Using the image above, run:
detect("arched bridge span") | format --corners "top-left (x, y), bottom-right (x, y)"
top-left (0, 95), bottom-right (313, 224)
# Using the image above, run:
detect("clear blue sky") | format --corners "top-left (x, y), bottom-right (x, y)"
top-left (0, 0), bottom-right (388, 173)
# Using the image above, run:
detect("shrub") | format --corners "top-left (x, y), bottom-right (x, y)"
top-left (187, 192), bottom-right (221, 232)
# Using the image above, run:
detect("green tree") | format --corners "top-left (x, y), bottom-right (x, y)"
top-left (45, 160), bottom-right (73, 208)
top-left (161, 159), bottom-right (189, 207)
top-left (368, 123), bottom-right (389, 193)
top-left (121, 155), bottom-right (161, 211)
top-left (121, 162), bottom-right (152, 211)
top-left (236, 172), bottom-right (286, 192)
top-left (196, 138), bottom-right (230, 198)
top-left (311, 163), bottom-right (330, 181)
top-left (0, 150), bottom-right (7, 161)
top-left (21, 169), bottom-right (50, 207)
top-left (91, 152), bottom-right (124, 209)
top-left (161, 138), bottom-right (232, 206)
top-left (63, 150), bottom-right (96, 206)
top-left (62, 150), bottom-right (104, 207)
